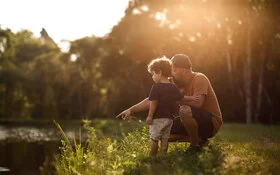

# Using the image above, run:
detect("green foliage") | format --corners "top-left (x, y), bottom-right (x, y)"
top-left (54, 120), bottom-right (149, 175)
top-left (1, 0), bottom-right (280, 123)
top-left (0, 29), bottom-right (60, 119)
top-left (53, 122), bottom-right (280, 175)
top-left (105, 0), bottom-right (280, 123)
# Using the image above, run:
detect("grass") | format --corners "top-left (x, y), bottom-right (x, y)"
top-left (53, 120), bottom-right (280, 175)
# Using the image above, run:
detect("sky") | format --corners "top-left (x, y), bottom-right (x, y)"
top-left (0, 0), bottom-right (129, 51)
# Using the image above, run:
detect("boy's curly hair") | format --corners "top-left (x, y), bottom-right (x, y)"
top-left (147, 56), bottom-right (172, 77)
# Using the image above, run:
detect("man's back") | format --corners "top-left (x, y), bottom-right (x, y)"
top-left (183, 72), bottom-right (222, 134)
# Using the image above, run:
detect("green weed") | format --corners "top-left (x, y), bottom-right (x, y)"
top-left (53, 122), bottom-right (280, 175)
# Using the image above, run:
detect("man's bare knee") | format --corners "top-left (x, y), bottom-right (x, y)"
top-left (179, 105), bottom-right (198, 130)
top-left (179, 105), bottom-right (192, 119)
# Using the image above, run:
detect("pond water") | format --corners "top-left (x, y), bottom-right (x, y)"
top-left (0, 123), bottom-right (80, 175)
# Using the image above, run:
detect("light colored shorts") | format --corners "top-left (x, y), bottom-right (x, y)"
top-left (149, 118), bottom-right (173, 141)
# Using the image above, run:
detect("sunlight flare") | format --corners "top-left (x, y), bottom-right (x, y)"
top-left (70, 54), bottom-right (78, 62)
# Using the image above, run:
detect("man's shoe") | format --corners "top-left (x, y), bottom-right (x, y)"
top-left (199, 138), bottom-right (209, 147)
top-left (185, 145), bottom-right (202, 153)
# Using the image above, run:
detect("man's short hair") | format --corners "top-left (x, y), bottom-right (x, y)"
top-left (171, 54), bottom-right (192, 69)
top-left (147, 56), bottom-right (171, 77)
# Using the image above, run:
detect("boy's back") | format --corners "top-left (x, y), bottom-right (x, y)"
top-left (149, 82), bottom-right (183, 119)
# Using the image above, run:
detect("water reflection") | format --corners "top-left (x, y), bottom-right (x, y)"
top-left (0, 141), bottom-right (60, 175)
top-left (0, 167), bottom-right (10, 172)
top-left (0, 124), bottom-right (79, 175)
top-left (0, 125), bottom-right (76, 142)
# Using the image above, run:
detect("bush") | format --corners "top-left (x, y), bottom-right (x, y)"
top-left (53, 122), bottom-right (280, 175)
top-left (53, 120), bottom-right (150, 175)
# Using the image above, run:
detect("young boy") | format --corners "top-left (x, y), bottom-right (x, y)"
top-left (146, 56), bottom-right (184, 158)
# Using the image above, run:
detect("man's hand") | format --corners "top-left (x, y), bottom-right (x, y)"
top-left (145, 116), bottom-right (153, 125)
top-left (191, 95), bottom-right (200, 101)
top-left (179, 95), bottom-right (205, 108)
top-left (116, 109), bottom-right (132, 120)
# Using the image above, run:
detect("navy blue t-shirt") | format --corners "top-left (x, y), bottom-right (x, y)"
top-left (148, 83), bottom-right (184, 119)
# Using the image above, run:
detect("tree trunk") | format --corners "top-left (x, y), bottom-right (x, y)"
top-left (226, 46), bottom-right (234, 93)
top-left (79, 87), bottom-right (84, 119)
top-left (245, 9), bottom-right (252, 124)
top-left (254, 43), bottom-right (266, 123)
top-left (4, 83), bottom-right (12, 117)
top-left (264, 89), bottom-right (273, 124)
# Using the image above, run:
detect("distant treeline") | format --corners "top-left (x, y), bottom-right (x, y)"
top-left (1, 0), bottom-right (280, 124)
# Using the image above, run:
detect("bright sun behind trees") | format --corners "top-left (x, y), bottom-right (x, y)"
top-left (1, 0), bottom-right (280, 124)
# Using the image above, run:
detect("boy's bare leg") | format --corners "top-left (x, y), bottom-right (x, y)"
top-left (150, 139), bottom-right (159, 158)
top-left (159, 138), bottom-right (168, 158)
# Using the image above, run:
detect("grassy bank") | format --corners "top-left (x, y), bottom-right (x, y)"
top-left (53, 121), bottom-right (280, 175)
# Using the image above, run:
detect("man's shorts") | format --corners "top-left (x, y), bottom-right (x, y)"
top-left (170, 107), bottom-right (214, 139)
top-left (149, 118), bottom-right (173, 141)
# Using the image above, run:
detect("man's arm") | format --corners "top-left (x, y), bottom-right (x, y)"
top-left (179, 94), bottom-right (206, 108)
top-left (116, 97), bottom-right (150, 120)
top-left (146, 100), bottom-right (158, 125)
top-left (180, 74), bottom-right (209, 108)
